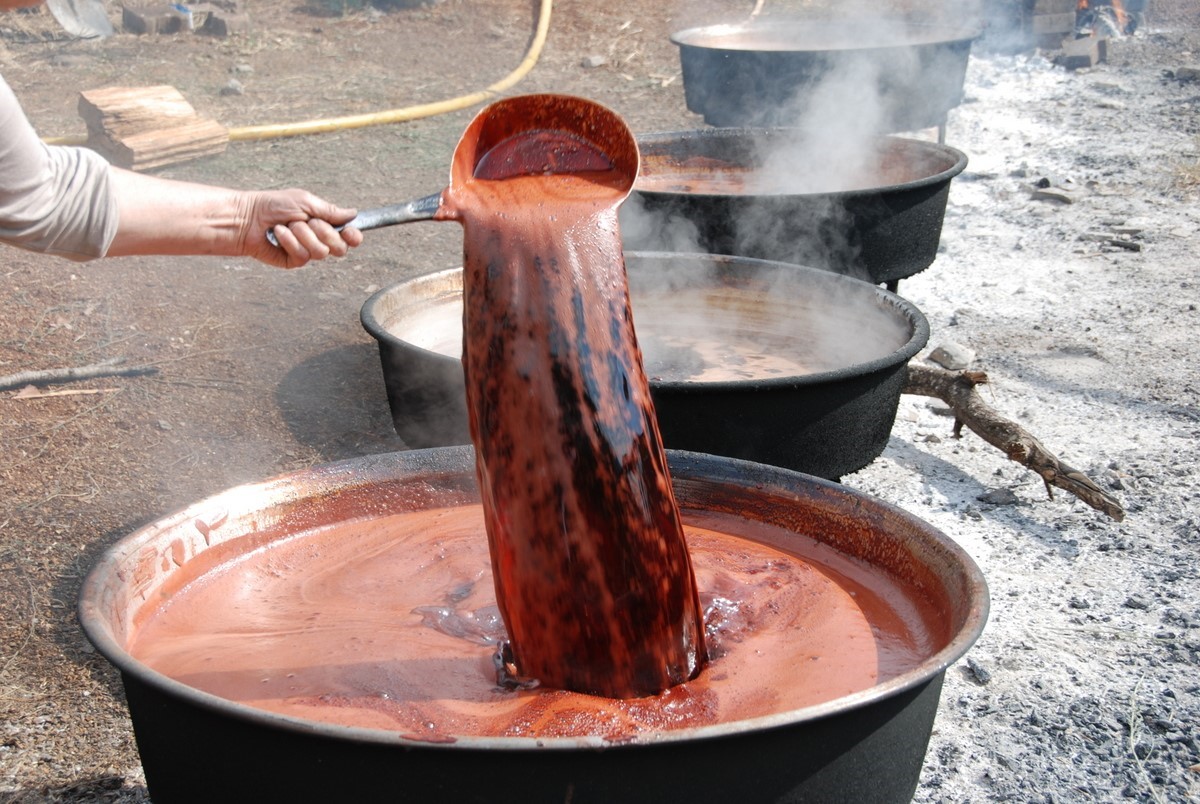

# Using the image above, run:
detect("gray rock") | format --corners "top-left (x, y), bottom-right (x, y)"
top-left (929, 341), bottom-right (976, 370)
top-left (978, 488), bottom-right (1020, 506)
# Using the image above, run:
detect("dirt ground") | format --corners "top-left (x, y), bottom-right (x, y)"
top-left (1, 0), bottom-right (1198, 801)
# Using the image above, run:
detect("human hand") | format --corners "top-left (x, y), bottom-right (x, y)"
top-left (246, 188), bottom-right (364, 268)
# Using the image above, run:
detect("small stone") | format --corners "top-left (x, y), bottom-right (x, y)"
top-left (978, 488), bottom-right (1020, 506)
top-left (49, 53), bottom-right (91, 68)
top-left (929, 341), bottom-right (976, 370)
top-left (1033, 186), bottom-right (1079, 204)
top-left (965, 657), bottom-right (992, 685)
top-left (219, 78), bottom-right (245, 96)
top-left (1176, 65), bottom-right (1200, 82)
top-left (1123, 595), bottom-right (1150, 610)
top-left (1068, 596), bottom-right (1091, 610)
top-left (580, 55), bottom-right (607, 69)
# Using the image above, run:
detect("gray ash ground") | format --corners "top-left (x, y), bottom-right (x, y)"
top-left (846, 25), bottom-right (1200, 803)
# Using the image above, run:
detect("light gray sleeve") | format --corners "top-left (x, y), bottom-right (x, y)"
top-left (0, 74), bottom-right (119, 261)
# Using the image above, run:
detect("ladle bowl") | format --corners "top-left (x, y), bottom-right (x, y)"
top-left (79, 446), bottom-right (988, 803)
top-left (266, 92), bottom-right (640, 244)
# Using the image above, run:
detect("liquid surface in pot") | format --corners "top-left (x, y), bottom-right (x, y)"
top-left (633, 145), bottom-right (954, 197)
top-left (385, 284), bottom-right (909, 384)
top-left (635, 156), bottom-right (880, 196)
top-left (126, 503), bottom-right (940, 740)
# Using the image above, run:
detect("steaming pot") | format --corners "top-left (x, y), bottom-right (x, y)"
top-left (361, 252), bottom-right (929, 481)
top-left (625, 131), bottom-right (967, 289)
top-left (672, 17), bottom-right (980, 132)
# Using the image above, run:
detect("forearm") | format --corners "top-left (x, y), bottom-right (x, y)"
top-left (106, 168), bottom-right (258, 258)
top-left (104, 167), bottom-right (361, 268)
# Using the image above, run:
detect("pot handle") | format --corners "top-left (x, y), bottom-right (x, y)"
top-left (266, 191), bottom-right (442, 247)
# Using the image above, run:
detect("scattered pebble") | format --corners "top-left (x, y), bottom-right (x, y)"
top-left (978, 488), bottom-right (1019, 506)
top-left (928, 341), bottom-right (976, 370)
top-left (965, 658), bottom-right (992, 685)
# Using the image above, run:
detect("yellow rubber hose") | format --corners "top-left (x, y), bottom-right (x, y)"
top-left (43, 0), bottom-right (552, 146)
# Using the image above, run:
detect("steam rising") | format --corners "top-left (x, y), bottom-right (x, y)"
top-left (623, 5), bottom-right (978, 279)
top-left (374, 255), bottom-right (916, 391)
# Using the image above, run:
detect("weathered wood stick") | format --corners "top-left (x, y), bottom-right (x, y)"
top-left (0, 357), bottom-right (157, 392)
top-left (902, 364), bottom-right (1126, 522)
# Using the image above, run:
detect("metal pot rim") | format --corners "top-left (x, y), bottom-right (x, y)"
top-left (361, 253), bottom-right (931, 392)
top-left (633, 131), bottom-right (969, 202)
top-left (669, 18), bottom-right (983, 52)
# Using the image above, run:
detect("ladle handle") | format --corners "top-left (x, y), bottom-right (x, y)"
top-left (265, 192), bottom-right (442, 247)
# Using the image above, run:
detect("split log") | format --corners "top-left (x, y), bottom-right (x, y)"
top-left (902, 364), bottom-right (1125, 521)
top-left (92, 118), bottom-right (230, 171)
top-left (78, 85), bottom-right (229, 170)
top-left (79, 85), bottom-right (198, 133)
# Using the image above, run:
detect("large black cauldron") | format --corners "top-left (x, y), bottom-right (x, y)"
top-left (79, 446), bottom-right (988, 804)
top-left (623, 131), bottom-right (967, 289)
top-left (672, 17), bottom-right (979, 132)
top-left (361, 252), bottom-right (928, 481)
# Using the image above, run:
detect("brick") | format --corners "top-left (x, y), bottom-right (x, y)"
top-left (121, 4), bottom-right (187, 34)
top-left (1056, 35), bottom-right (1107, 69)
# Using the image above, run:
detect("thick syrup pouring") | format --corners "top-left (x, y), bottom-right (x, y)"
top-left (447, 124), bottom-right (707, 698)
top-left (125, 111), bottom-right (942, 737)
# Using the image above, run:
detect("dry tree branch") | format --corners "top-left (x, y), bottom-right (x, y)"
top-left (902, 364), bottom-right (1126, 522)
top-left (0, 357), bottom-right (157, 392)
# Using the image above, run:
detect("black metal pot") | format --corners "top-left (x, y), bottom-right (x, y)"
top-left (672, 18), bottom-right (980, 132)
top-left (360, 252), bottom-right (929, 481)
top-left (79, 446), bottom-right (988, 804)
top-left (624, 131), bottom-right (967, 288)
